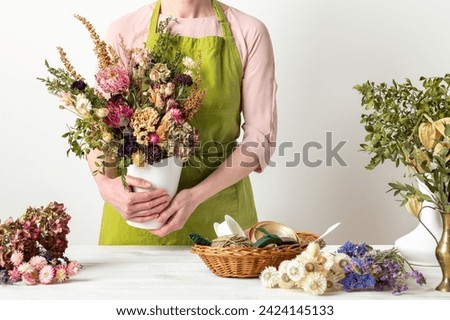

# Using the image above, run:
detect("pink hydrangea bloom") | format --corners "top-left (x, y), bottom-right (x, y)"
top-left (39, 265), bottom-right (55, 285)
top-left (169, 108), bottom-right (184, 125)
top-left (10, 251), bottom-right (23, 267)
top-left (66, 261), bottom-right (81, 277)
top-left (148, 133), bottom-right (160, 145)
top-left (95, 66), bottom-right (130, 95)
top-left (29, 256), bottom-right (47, 271)
top-left (104, 100), bottom-right (134, 128)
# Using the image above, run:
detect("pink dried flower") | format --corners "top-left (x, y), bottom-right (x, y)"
top-left (104, 100), bottom-right (134, 128)
top-left (8, 267), bottom-right (21, 282)
top-left (148, 133), bottom-right (160, 145)
top-left (22, 270), bottom-right (39, 285)
top-left (166, 98), bottom-right (178, 110)
top-left (29, 256), bottom-right (47, 271)
top-left (169, 108), bottom-right (184, 124)
top-left (66, 260), bottom-right (81, 276)
top-left (54, 265), bottom-right (68, 283)
top-left (10, 251), bottom-right (23, 266)
top-left (39, 265), bottom-right (55, 285)
top-left (95, 66), bottom-right (130, 95)
top-left (18, 262), bottom-right (33, 274)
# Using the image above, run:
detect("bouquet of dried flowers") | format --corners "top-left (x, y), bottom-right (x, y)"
top-left (39, 16), bottom-right (205, 183)
top-left (260, 241), bottom-right (425, 295)
top-left (0, 202), bottom-right (81, 285)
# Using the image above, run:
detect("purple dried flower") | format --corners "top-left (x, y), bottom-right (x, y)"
top-left (70, 80), bottom-right (87, 91)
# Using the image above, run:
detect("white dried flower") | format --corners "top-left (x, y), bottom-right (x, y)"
top-left (182, 56), bottom-right (195, 69)
top-left (318, 252), bottom-right (335, 271)
top-left (302, 272), bottom-right (328, 296)
top-left (260, 266), bottom-right (279, 288)
top-left (286, 260), bottom-right (305, 282)
top-left (278, 272), bottom-right (296, 289)
top-left (95, 108), bottom-right (109, 118)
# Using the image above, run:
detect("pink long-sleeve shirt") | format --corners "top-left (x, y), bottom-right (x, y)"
top-left (105, 2), bottom-right (277, 172)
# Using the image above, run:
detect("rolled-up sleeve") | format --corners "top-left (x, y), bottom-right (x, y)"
top-left (239, 20), bottom-right (277, 173)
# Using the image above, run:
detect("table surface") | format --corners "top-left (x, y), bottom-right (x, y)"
top-left (1, 245), bottom-right (448, 300)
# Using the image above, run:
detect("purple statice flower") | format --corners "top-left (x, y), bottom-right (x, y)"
top-left (337, 241), bottom-right (370, 258)
top-left (340, 272), bottom-right (376, 291)
top-left (337, 241), bottom-right (356, 257)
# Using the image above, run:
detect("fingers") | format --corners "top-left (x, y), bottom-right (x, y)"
top-left (129, 188), bottom-right (168, 203)
top-left (126, 212), bottom-right (160, 223)
top-left (125, 175), bottom-right (152, 190)
top-left (129, 193), bottom-right (169, 213)
top-left (157, 203), bottom-right (178, 224)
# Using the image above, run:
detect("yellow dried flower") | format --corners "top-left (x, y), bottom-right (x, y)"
top-left (405, 196), bottom-right (422, 219)
top-left (74, 14), bottom-right (114, 69)
top-left (132, 150), bottom-right (147, 168)
top-left (131, 108), bottom-right (160, 132)
top-left (156, 117), bottom-right (173, 142)
top-left (57, 47), bottom-right (84, 81)
top-left (418, 122), bottom-right (440, 150)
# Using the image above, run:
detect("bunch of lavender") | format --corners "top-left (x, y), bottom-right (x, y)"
top-left (337, 241), bottom-right (426, 294)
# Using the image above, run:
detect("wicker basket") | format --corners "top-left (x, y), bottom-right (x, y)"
top-left (191, 232), bottom-right (324, 278)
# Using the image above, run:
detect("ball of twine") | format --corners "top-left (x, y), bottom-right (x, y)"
top-left (211, 234), bottom-right (252, 248)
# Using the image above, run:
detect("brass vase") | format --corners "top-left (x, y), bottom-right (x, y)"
top-left (436, 212), bottom-right (450, 292)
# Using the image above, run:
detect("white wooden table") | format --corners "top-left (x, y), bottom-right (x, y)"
top-left (0, 245), bottom-right (448, 300)
top-left (0, 246), bottom-right (450, 320)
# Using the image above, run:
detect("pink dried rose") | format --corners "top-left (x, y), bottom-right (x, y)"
top-left (104, 100), bottom-right (134, 128)
top-left (95, 66), bottom-right (130, 95)
top-left (39, 265), bottom-right (55, 285)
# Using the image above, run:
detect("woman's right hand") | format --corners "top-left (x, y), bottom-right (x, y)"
top-left (97, 175), bottom-right (169, 223)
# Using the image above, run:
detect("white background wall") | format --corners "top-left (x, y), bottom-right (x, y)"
top-left (1, 0), bottom-right (449, 245)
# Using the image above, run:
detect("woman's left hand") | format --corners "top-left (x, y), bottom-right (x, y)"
top-left (149, 188), bottom-right (200, 237)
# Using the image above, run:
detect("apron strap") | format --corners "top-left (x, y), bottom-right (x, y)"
top-left (148, 0), bottom-right (233, 39)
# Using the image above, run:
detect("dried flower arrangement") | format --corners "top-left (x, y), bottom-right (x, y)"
top-left (39, 15), bottom-right (205, 184)
top-left (260, 241), bottom-right (426, 295)
top-left (0, 202), bottom-right (81, 285)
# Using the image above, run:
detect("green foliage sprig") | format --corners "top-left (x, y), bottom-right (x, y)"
top-left (355, 75), bottom-right (450, 233)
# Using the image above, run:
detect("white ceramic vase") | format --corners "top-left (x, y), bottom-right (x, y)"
top-left (395, 179), bottom-right (443, 266)
top-left (125, 156), bottom-right (183, 230)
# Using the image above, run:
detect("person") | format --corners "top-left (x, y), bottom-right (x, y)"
top-left (87, 0), bottom-right (277, 245)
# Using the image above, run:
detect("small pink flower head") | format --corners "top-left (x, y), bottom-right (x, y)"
top-left (18, 262), bottom-right (33, 274)
top-left (39, 265), bottom-right (55, 285)
top-left (54, 265), bottom-right (68, 283)
top-left (8, 267), bottom-right (21, 282)
top-left (148, 133), bottom-right (160, 145)
top-left (166, 98), bottom-right (178, 110)
top-left (10, 251), bottom-right (23, 267)
top-left (95, 66), bottom-right (130, 95)
top-left (29, 256), bottom-right (47, 271)
top-left (169, 108), bottom-right (184, 125)
top-left (104, 100), bottom-right (134, 128)
top-left (66, 261), bottom-right (82, 277)
top-left (22, 270), bottom-right (39, 285)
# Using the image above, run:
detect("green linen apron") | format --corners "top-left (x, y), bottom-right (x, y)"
top-left (99, 0), bottom-right (258, 245)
